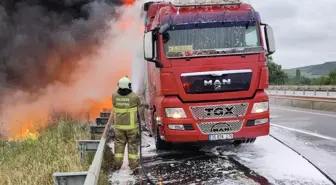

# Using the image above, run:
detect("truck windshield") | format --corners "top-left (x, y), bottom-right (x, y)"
top-left (163, 21), bottom-right (264, 58)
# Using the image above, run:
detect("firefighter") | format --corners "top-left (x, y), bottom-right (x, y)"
top-left (112, 76), bottom-right (142, 170)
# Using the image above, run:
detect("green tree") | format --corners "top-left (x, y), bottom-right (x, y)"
top-left (296, 69), bottom-right (301, 80)
top-left (327, 70), bottom-right (336, 84)
top-left (266, 56), bottom-right (288, 85)
top-left (309, 70), bottom-right (336, 85)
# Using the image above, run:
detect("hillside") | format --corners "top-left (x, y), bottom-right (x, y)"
top-left (284, 61), bottom-right (336, 78)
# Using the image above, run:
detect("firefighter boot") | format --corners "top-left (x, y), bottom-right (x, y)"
top-left (129, 159), bottom-right (139, 170)
top-left (111, 156), bottom-right (123, 171)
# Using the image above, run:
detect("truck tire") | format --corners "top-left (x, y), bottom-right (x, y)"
top-left (233, 137), bottom-right (256, 146)
top-left (153, 113), bottom-right (171, 150)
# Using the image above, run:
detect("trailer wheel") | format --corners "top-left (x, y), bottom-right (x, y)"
top-left (153, 113), bottom-right (171, 150)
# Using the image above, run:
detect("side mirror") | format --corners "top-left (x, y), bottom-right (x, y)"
top-left (143, 30), bottom-right (164, 68)
top-left (263, 24), bottom-right (276, 56)
top-left (144, 31), bottom-right (154, 60)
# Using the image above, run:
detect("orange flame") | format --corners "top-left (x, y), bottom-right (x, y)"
top-left (3, 4), bottom-right (143, 141)
top-left (86, 97), bottom-right (113, 119)
top-left (124, 0), bottom-right (136, 5)
top-left (8, 129), bottom-right (39, 142)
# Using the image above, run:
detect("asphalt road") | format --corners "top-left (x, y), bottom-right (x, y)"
top-left (270, 105), bottom-right (336, 138)
top-left (270, 105), bottom-right (336, 181)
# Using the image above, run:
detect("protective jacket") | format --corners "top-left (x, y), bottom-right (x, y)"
top-left (112, 91), bottom-right (141, 131)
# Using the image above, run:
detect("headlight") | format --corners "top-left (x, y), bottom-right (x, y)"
top-left (165, 108), bottom-right (187, 118)
top-left (251, 101), bottom-right (269, 113)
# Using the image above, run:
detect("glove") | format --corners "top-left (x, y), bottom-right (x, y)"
top-left (109, 126), bottom-right (115, 140)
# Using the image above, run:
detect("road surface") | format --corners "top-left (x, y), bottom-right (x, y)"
top-left (270, 105), bottom-right (336, 182)
top-left (107, 105), bottom-right (336, 185)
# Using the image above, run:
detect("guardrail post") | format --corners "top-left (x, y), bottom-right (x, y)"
top-left (79, 143), bottom-right (87, 161)
top-left (276, 89), bottom-right (278, 94)
top-left (303, 89), bottom-right (305, 95)
top-left (293, 90), bottom-right (295, 95)
top-left (284, 89), bottom-right (286, 95)
top-left (327, 90), bottom-right (329, 96)
top-left (314, 89), bottom-right (316, 96)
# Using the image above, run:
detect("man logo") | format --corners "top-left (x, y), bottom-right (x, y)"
top-left (210, 123), bottom-right (232, 133)
top-left (204, 79), bottom-right (231, 90)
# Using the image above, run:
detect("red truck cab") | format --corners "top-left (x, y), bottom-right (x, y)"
top-left (142, 0), bottom-right (276, 149)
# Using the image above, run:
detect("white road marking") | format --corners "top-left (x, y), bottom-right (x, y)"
top-left (270, 115), bottom-right (280, 119)
top-left (271, 106), bottom-right (336, 118)
top-left (271, 123), bottom-right (336, 141)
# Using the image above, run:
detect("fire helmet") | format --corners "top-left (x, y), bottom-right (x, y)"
top-left (118, 76), bottom-right (132, 89)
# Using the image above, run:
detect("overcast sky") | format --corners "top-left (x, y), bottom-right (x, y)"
top-left (247, 0), bottom-right (336, 69)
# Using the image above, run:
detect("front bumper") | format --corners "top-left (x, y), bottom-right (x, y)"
top-left (158, 91), bottom-right (270, 143)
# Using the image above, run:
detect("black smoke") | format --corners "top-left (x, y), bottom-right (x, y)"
top-left (0, 0), bottom-right (125, 96)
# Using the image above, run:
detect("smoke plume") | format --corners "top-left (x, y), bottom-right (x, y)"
top-left (0, 0), bottom-right (145, 138)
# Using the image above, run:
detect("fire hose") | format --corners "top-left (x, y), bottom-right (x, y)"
top-left (137, 110), bottom-right (158, 185)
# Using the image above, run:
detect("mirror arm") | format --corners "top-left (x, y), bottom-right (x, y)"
top-left (147, 58), bottom-right (164, 68)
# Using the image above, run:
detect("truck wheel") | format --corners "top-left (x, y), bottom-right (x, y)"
top-left (155, 126), bottom-right (172, 150)
top-left (153, 113), bottom-right (171, 150)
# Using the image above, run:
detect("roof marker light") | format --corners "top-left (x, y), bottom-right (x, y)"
top-left (170, 0), bottom-right (242, 6)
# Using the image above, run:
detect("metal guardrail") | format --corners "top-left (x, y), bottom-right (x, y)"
top-left (267, 89), bottom-right (336, 97)
top-left (268, 85), bottom-right (336, 91)
top-left (53, 109), bottom-right (112, 185)
top-left (269, 94), bottom-right (336, 102)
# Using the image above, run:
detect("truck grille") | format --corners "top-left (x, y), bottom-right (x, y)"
top-left (189, 103), bottom-right (249, 120)
top-left (197, 120), bottom-right (244, 134)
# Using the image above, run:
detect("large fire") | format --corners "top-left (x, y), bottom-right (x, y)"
top-left (2, 1), bottom-right (143, 141)
top-left (124, 0), bottom-right (136, 5)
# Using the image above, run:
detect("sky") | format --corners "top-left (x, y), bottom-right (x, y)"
top-left (247, 0), bottom-right (336, 69)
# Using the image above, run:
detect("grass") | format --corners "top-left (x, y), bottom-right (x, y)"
top-left (0, 119), bottom-right (93, 185)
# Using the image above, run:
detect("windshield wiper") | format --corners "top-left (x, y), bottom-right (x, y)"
top-left (212, 48), bottom-right (245, 53)
top-left (166, 47), bottom-right (263, 59)
top-left (182, 48), bottom-right (246, 60)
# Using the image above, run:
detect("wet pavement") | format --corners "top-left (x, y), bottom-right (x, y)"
top-left (108, 105), bottom-right (336, 185)
top-left (136, 148), bottom-right (264, 185)
top-left (270, 105), bottom-right (336, 181)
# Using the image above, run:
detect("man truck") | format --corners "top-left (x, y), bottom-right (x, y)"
top-left (141, 0), bottom-right (276, 149)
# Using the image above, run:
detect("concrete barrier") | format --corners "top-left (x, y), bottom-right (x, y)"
top-left (269, 95), bottom-right (336, 112)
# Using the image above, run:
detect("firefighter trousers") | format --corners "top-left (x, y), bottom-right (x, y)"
top-left (113, 128), bottom-right (139, 170)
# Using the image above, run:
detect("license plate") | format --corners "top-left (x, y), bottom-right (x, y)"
top-left (209, 133), bottom-right (233, 141)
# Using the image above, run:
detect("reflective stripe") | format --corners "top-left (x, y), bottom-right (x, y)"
top-left (115, 153), bottom-right (124, 158)
top-left (115, 124), bottom-right (138, 130)
top-left (128, 154), bottom-right (138, 160)
top-left (114, 107), bottom-right (138, 130)
top-left (114, 107), bottom-right (137, 113)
